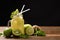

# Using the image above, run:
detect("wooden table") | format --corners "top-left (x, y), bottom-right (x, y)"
top-left (0, 26), bottom-right (60, 40)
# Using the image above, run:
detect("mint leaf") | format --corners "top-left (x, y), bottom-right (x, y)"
top-left (20, 34), bottom-right (29, 38)
top-left (10, 9), bottom-right (19, 18)
top-left (0, 33), bottom-right (2, 36)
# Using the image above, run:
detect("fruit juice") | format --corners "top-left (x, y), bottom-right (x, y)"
top-left (11, 15), bottom-right (24, 35)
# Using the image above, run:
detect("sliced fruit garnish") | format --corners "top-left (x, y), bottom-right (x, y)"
top-left (12, 29), bottom-right (21, 36)
top-left (24, 24), bottom-right (34, 35)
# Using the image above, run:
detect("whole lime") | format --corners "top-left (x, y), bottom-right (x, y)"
top-left (3, 28), bottom-right (12, 37)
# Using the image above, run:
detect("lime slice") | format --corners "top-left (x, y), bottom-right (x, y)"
top-left (12, 30), bottom-right (21, 36)
top-left (25, 27), bottom-right (34, 35)
top-left (24, 24), bottom-right (34, 35)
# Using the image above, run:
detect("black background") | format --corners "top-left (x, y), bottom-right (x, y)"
top-left (0, 0), bottom-right (60, 26)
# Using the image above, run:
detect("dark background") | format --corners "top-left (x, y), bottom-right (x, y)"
top-left (0, 0), bottom-right (60, 26)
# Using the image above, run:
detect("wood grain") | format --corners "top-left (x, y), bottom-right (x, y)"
top-left (0, 26), bottom-right (60, 40)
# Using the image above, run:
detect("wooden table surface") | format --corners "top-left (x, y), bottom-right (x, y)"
top-left (0, 26), bottom-right (60, 40)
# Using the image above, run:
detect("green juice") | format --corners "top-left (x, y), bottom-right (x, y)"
top-left (11, 15), bottom-right (24, 36)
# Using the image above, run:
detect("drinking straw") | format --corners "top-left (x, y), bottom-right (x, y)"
top-left (21, 5), bottom-right (25, 13)
top-left (22, 9), bottom-right (30, 13)
top-left (17, 5), bottom-right (30, 15)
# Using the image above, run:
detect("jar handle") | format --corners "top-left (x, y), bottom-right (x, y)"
top-left (7, 20), bottom-right (11, 27)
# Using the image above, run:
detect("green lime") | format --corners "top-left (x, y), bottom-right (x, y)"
top-left (12, 29), bottom-right (21, 36)
top-left (24, 24), bottom-right (32, 28)
top-left (3, 28), bottom-right (12, 37)
top-left (24, 24), bottom-right (34, 35)
top-left (26, 27), bottom-right (34, 35)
